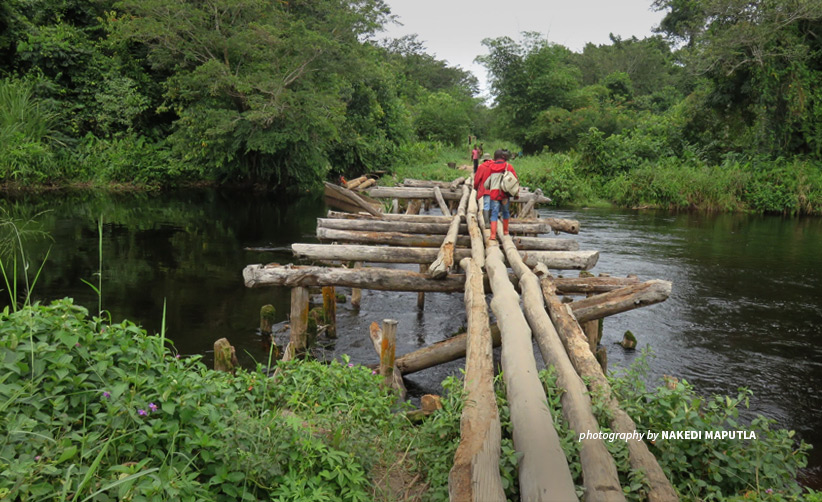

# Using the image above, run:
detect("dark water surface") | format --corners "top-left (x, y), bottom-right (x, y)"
top-left (2, 190), bottom-right (821, 484)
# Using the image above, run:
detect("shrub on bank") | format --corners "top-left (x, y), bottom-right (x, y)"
top-left (0, 300), bottom-right (813, 500)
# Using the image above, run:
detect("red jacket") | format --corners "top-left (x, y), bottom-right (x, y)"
top-left (473, 159), bottom-right (494, 198)
top-left (483, 161), bottom-right (518, 201)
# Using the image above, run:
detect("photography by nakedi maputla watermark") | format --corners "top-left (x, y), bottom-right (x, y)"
top-left (577, 430), bottom-right (758, 443)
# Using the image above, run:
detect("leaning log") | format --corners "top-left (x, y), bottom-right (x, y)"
top-left (345, 175), bottom-right (368, 190)
top-left (244, 263), bottom-right (466, 292)
top-left (540, 273), bottom-right (678, 502)
top-left (448, 257), bottom-right (505, 501)
top-left (499, 234), bottom-right (625, 501)
top-left (466, 189), bottom-right (485, 269)
top-left (484, 244), bottom-right (577, 500)
top-left (433, 186), bottom-right (451, 216)
top-left (395, 326), bottom-right (500, 375)
top-left (430, 185), bottom-right (470, 279)
top-left (518, 249), bottom-right (598, 270)
top-left (324, 182), bottom-right (382, 217)
top-left (572, 280), bottom-right (672, 323)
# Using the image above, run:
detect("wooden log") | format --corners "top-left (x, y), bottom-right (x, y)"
top-left (519, 188), bottom-right (540, 218)
top-left (369, 321), bottom-right (406, 398)
top-left (380, 319), bottom-right (397, 383)
top-left (324, 182), bottom-right (382, 217)
top-left (466, 189), bottom-right (485, 269)
top-left (430, 185), bottom-right (470, 279)
top-left (450, 176), bottom-right (466, 190)
top-left (326, 210), bottom-right (576, 234)
top-left (395, 325), bottom-right (501, 375)
top-left (417, 265), bottom-right (426, 309)
top-left (357, 178), bottom-right (376, 191)
top-left (289, 287), bottom-right (310, 357)
top-left (584, 293), bottom-right (600, 353)
top-left (244, 263), bottom-right (466, 292)
top-left (449, 257), bottom-right (505, 501)
top-left (260, 304), bottom-right (276, 334)
top-left (433, 186), bottom-right (451, 216)
top-left (550, 276), bottom-right (640, 295)
top-left (321, 286), bottom-right (337, 338)
top-left (518, 249), bottom-right (598, 270)
top-left (213, 338), bottom-right (239, 373)
top-left (405, 199), bottom-right (422, 215)
top-left (540, 274), bottom-right (679, 502)
top-left (368, 186), bottom-right (551, 204)
top-left (317, 227), bottom-right (472, 248)
top-left (484, 244), bottom-right (577, 500)
top-left (294, 244), bottom-right (465, 264)
top-left (345, 175), bottom-right (368, 190)
top-left (321, 214), bottom-right (551, 235)
top-left (351, 262), bottom-right (362, 308)
top-left (401, 177), bottom-right (465, 189)
top-left (499, 235), bottom-right (625, 501)
top-left (569, 280), bottom-right (672, 323)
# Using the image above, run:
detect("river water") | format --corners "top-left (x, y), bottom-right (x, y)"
top-left (1, 189), bottom-right (820, 484)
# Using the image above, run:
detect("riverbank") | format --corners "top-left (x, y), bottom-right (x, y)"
top-left (384, 142), bottom-right (822, 215)
top-left (0, 299), bottom-right (814, 501)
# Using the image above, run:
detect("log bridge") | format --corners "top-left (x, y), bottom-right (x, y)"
top-left (243, 177), bottom-right (678, 501)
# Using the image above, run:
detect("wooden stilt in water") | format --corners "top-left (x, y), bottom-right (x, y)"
top-left (321, 286), bottom-right (337, 338)
top-left (380, 319), bottom-right (397, 383)
top-left (290, 286), bottom-right (310, 357)
top-left (351, 262), bottom-right (362, 308)
top-left (260, 304), bottom-right (275, 334)
top-left (214, 338), bottom-right (239, 373)
top-left (368, 322), bottom-right (406, 398)
top-left (417, 264), bottom-right (426, 309)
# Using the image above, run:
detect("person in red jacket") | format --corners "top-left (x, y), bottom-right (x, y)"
top-left (473, 154), bottom-right (494, 223)
top-left (476, 149), bottom-right (517, 241)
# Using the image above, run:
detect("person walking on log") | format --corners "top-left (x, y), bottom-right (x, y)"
top-left (471, 144), bottom-right (480, 173)
top-left (473, 153), bottom-right (495, 223)
top-left (482, 149), bottom-right (517, 241)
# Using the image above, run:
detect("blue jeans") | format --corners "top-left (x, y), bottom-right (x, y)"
top-left (482, 195), bottom-right (490, 211)
top-left (490, 199), bottom-right (509, 222)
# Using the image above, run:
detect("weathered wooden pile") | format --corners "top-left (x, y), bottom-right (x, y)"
top-left (243, 176), bottom-right (677, 502)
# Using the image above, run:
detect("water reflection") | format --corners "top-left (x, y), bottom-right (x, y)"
top-left (1, 191), bottom-right (820, 483)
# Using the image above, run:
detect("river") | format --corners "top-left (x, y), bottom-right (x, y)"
top-left (1, 189), bottom-right (820, 485)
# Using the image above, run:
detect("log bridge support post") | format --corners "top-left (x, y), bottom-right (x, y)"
top-left (289, 286), bottom-right (310, 358)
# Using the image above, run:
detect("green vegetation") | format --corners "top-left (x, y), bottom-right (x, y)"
top-left (2, 0), bottom-right (821, 209)
top-left (0, 302), bottom-right (812, 500)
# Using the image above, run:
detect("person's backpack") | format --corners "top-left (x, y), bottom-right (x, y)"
top-left (501, 167), bottom-right (520, 198)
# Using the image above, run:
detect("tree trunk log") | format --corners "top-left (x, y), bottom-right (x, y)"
top-left (317, 227), bottom-right (472, 248)
top-left (357, 178), bottom-right (376, 191)
top-left (466, 189), bottom-right (485, 269)
top-left (368, 186), bottom-right (551, 204)
top-left (417, 264), bottom-right (426, 309)
top-left (213, 338), bottom-right (238, 373)
top-left (448, 257), bottom-right (505, 501)
top-left (323, 213), bottom-right (553, 235)
top-left (324, 182), bottom-right (382, 217)
top-left (394, 325), bottom-right (500, 375)
top-left (351, 262), bottom-right (362, 308)
top-left (326, 210), bottom-right (576, 234)
top-left (289, 287), bottom-right (310, 356)
top-left (345, 176), bottom-right (368, 190)
top-left (569, 280), bottom-right (672, 323)
top-left (430, 185), bottom-right (470, 279)
top-left (245, 263), bottom-right (465, 292)
top-left (484, 244), bottom-right (577, 500)
top-left (401, 177), bottom-right (465, 189)
top-left (369, 321), bottom-right (406, 398)
top-left (321, 286), bottom-right (337, 338)
top-left (540, 275), bottom-right (679, 502)
top-left (433, 186), bottom-right (451, 216)
top-left (499, 235), bottom-right (625, 501)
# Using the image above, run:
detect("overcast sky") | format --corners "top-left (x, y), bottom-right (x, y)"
top-left (378, 0), bottom-right (666, 98)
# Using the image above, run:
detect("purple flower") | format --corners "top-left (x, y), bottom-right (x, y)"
top-left (175, 354), bottom-right (181, 359)
top-left (148, 403), bottom-right (158, 412)
top-left (765, 489), bottom-right (774, 494)
top-left (102, 391), bottom-right (111, 399)
top-left (75, 343), bottom-right (81, 347)
top-left (348, 363), bottom-right (354, 368)
top-left (34, 456), bottom-right (41, 461)
top-left (371, 370), bottom-right (377, 375)
top-left (137, 409), bottom-right (147, 416)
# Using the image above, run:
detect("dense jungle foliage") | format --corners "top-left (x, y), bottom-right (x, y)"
top-left (1, 0), bottom-right (822, 213)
